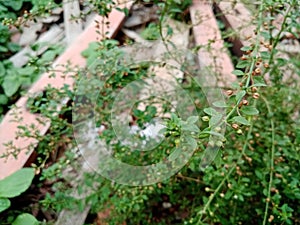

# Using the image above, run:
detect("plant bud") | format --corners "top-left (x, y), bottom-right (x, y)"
top-left (241, 55), bottom-right (247, 60)
top-left (268, 45), bottom-right (273, 51)
top-left (251, 86), bottom-right (258, 92)
top-left (232, 123), bottom-right (239, 130)
top-left (214, 127), bottom-right (222, 132)
top-left (226, 90), bottom-right (233, 96)
top-left (216, 141), bottom-right (223, 147)
top-left (253, 92), bottom-right (260, 99)
top-left (254, 68), bottom-right (261, 75)
top-left (208, 141), bottom-right (215, 147)
top-left (268, 215), bottom-right (274, 223)
top-left (202, 116), bottom-right (210, 122)
top-left (242, 99), bottom-right (249, 106)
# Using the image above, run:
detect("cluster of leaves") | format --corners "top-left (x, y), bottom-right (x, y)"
top-left (0, 0), bottom-right (64, 120)
top-left (0, 44), bottom-right (63, 120)
top-left (0, 168), bottom-right (38, 225)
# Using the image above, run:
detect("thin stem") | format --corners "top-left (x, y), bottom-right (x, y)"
top-left (261, 95), bottom-right (275, 225)
top-left (245, 0), bottom-right (265, 88)
top-left (176, 173), bottom-right (205, 184)
top-left (267, 2), bottom-right (294, 68)
top-left (197, 166), bottom-right (235, 223)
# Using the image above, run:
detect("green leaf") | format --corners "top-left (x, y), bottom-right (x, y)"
top-left (170, 8), bottom-right (183, 13)
top-left (116, 7), bottom-right (129, 16)
top-left (209, 114), bottom-right (222, 127)
top-left (39, 50), bottom-right (57, 64)
top-left (0, 94), bottom-right (8, 105)
top-left (214, 149), bottom-right (223, 168)
top-left (239, 194), bottom-right (244, 202)
top-left (201, 130), bottom-right (225, 139)
top-left (12, 213), bottom-right (38, 225)
top-left (168, 148), bottom-right (181, 161)
top-left (204, 107), bottom-right (218, 116)
top-left (2, 0), bottom-right (24, 11)
top-left (19, 77), bottom-right (32, 86)
top-left (276, 57), bottom-right (288, 66)
top-left (251, 83), bottom-right (267, 87)
top-left (241, 106), bottom-right (259, 116)
top-left (18, 67), bottom-right (35, 76)
top-left (170, 113), bottom-right (180, 123)
top-left (0, 168), bottom-right (35, 198)
top-left (260, 51), bottom-right (270, 60)
top-left (0, 4), bottom-right (8, 12)
top-left (167, 25), bottom-right (173, 36)
top-left (145, 105), bottom-right (157, 116)
top-left (281, 204), bottom-right (293, 213)
top-left (232, 70), bottom-right (244, 76)
top-left (186, 116), bottom-right (198, 124)
top-left (2, 75), bottom-right (21, 97)
top-left (0, 198), bottom-right (10, 213)
top-left (235, 90), bottom-right (246, 102)
top-left (212, 100), bottom-right (227, 108)
top-left (7, 42), bottom-right (20, 52)
top-left (181, 123), bottom-right (200, 133)
top-left (232, 116), bottom-right (250, 126)
top-left (224, 190), bottom-right (233, 200)
top-left (185, 136), bottom-right (198, 150)
top-left (261, 31), bottom-right (271, 40)
top-left (252, 76), bottom-right (267, 87)
top-left (236, 60), bottom-right (249, 69)
top-left (0, 45), bottom-right (8, 52)
top-left (133, 109), bottom-right (143, 117)
top-left (240, 46), bottom-right (252, 51)
top-left (81, 42), bottom-right (99, 58)
top-left (0, 62), bottom-right (5, 76)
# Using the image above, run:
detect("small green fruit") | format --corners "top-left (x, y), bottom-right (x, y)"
top-left (202, 116), bottom-right (210, 122)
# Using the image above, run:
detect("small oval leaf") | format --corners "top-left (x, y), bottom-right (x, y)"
top-left (2, 75), bottom-right (21, 97)
top-left (204, 107), bottom-right (218, 116)
top-left (235, 90), bottom-right (246, 102)
top-left (186, 116), bottom-right (199, 124)
top-left (232, 116), bottom-right (250, 126)
top-left (241, 106), bottom-right (259, 116)
top-left (232, 70), bottom-right (244, 76)
top-left (0, 198), bottom-right (10, 213)
top-left (0, 168), bottom-right (35, 198)
top-left (12, 213), bottom-right (38, 225)
top-left (213, 100), bottom-right (227, 108)
top-left (209, 114), bottom-right (222, 127)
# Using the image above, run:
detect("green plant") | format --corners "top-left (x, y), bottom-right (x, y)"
top-left (0, 0), bottom-right (29, 21)
top-left (0, 44), bottom-right (64, 121)
top-left (2, 0), bottom-right (300, 224)
top-left (141, 23), bottom-right (160, 40)
top-left (0, 25), bottom-right (20, 57)
top-left (0, 168), bottom-right (39, 225)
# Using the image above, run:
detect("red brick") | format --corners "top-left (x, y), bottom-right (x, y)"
top-left (190, 0), bottom-right (236, 87)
